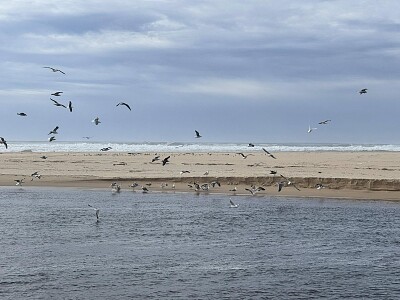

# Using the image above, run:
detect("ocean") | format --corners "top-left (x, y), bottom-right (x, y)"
top-left (5, 141), bottom-right (400, 153)
top-left (1, 187), bottom-right (399, 299)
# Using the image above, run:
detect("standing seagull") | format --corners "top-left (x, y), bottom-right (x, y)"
top-left (68, 101), bottom-right (73, 112)
top-left (88, 204), bottom-right (100, 221)
top-left (116, 102), bottom-right (131, 111)
top-left (359, 88), bottom-right (368, 95)
top-left (195, 130), bottom-right (202, 138)
top-left (92, 117), bottom-right (101, 125)
top-left (43, 67), bottom-right (65, 74)
top-left (0, 137), bottom-right (8, 149)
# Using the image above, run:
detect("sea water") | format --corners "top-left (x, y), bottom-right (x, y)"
top-left (5, 141), bottom-right (400, 153)
top-left (1, 188), bottom-right (399, 299)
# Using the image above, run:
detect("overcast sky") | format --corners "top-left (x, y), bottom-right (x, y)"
top-left (1, 0), bottom-right (399, 143)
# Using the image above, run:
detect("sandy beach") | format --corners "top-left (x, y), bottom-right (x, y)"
top-left (1, 151), bottom-right (400, 200)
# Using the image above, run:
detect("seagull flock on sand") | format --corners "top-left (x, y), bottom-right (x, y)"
top-left (5, 66), bottom-right (370, 220)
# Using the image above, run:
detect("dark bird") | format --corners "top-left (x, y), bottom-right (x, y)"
top-left (17, 112), bottom-right (27, 116)
top-left (141, 186), bottom-right (149, 193)
top-left (270, 170), bottom-right (277, 175)
top-left (48, 126), bottom-right (59, 135)
top-left (277, 181), bottom-right (285, 192)
top-left (0, 137), bottom-right (8, 149)
top-left (51, 91), bottom-right (63, 96)
top-left (48, 136), bottom-right (56, 142)
top-left (100, 147), bottom-right (112, 151)
top-left (82, 136), bottom-right (92, 139)
top-left (162, 155), bottom-right (170, 166)
top-left (210, 181), bottom-right (221, 188)
top-left (180, 170), bottom-right (190, 175)
top-left (195, 130), bottom-right (202, 138)
top-left (15, 178), bottom-right (25, 186)
top-left (68, 101), bottom-right (73, 112)
top-left (31, 171), bottom-right (41, 180)
top-left (92, 117), bottom-right (101, 125)
top-left (43, 67), bottom-right (65, 74)
top-left (359, 88), bottom-right (368, 95)
top-left (237, 153), bottom-right (253, 159)
top-left (40, 155), bottom-right (48, 159)
top-left (248, 143), bottom-right (255, 147)
top-left (229, 198), bottom-right (238, 208)
top-left (116, 102), bottom-right (131, 111)
top-left (151, 156), bottom-right (160, 162)
top-left (318, 119), bottom-right (331, 125)
top-left (88, 204), bottom-right (100, 221)
top-left (262, 148), bottom-right (277, 159)
top-left (50, 98), bottom-right (66, 108)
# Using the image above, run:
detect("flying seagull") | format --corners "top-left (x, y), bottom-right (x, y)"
top-left (17, 112), bottom-right (27, 116)
top-left (229, 198), bottom-right (238, 208)
top-left (43, 67), bottom-right (65, 74)
top-left (318, 119), bottom-right (331, 125)
top-left (48, 126), bottom-right (59, 135)
top-left (262, 148), bottom-right (277, 159)
top-left (50, 98), bottom-right (66, 108)
top-left (92, 117), bottom-right (101, 125)
top-left (100, 147), bottom-right (112, 151)
top-left (88, 204), bottom-right (100, 221)
top-left (151, 156), bottom-right (160, 162)
top-left (0, 137), bottom-right (8, 149)
top-left (15, 178), bottom-right (25, 186)
top-left (359, 88), bottom-right (368, 95)
top-left (237, 153), bottom-right (253, 159)
top-left (48, 136), bottom-right (56, 142)
top-left (180, 170), bottom-right (190, 175)
top-left (31, 171), bottom-right (41, 180)
top-left (245, 186), bottom-right (265, 195)
top-left (308, 125), bottom-right (317, 133)
top-left (40, 155), bottom-right (47, 159)
top-left (248, 143), bottom-right (255, 147)
top-left (195, 130), bottom-right (202, 138)
top-left (116, 102), bottom-right (131, 111)
top-left (279, 174), bottom-right (301, 191)
top-left (51, 91), bottom-right (63, 96)
top-left (82, 136), bottom-right (92, 140)
top-left (162, 155), bottom-right (170, 166)
top-left (68, 101), bottom-right (73, 112)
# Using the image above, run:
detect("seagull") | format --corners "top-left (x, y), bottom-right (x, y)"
top-left (229, 186), bottom-right (237, 192)
top-left (262, 148), bottom-right (277, 159)
top-left (210, 181), bottom-right (221, 188)
top-left (116, 102), bottom-right (131, 111)
top-left (195, 130), bottom-right (202, 138)
top-left (151, 156), bottom-right (160, 162)
top-left (245, 186), bottom-right (265, 195)
top-left (40, 155), bottom-right (48, 159)
top-left (277, 181), bottom-right (285, 192)
top-left (162, 155), bottom-right (170, 166)
top-left (308, 125), bottom-right (317, 133)
top-left (0, 137), bottom-right (8, 149)
top-left (43, 67), bottom-right (66, 74)
top-left (359, 88), bottom-right (368, 95)
top-left (318, 119), bottom-right (331, 125)
top-left (111, 182), bottom-right (121, 193)
top-left (88, 204), bottom-right (100, 221)
top-left (15, 178), bottom-right (25, 186)
top-left (48, 136), bottom-right (56, 142)
top-left (100, 147), bottom-right (112, 151)
top-left (50, 98), bottom-right (67, 108)
top-left (31, 171), bottom-right (41, 180)
top-left (92, 117), bottom-right (101, 125)
top-left (82, 136), bottom-right (92, 139)
top-left (315, 183), bottom-right (326, 189)
top-left (141, 186), bottom-right (149, 193)
top-left (229, 198), bottom-right (238, 208)
top-left (248, 143), bottom-right (255, 147)
top-left (48, 126), bottom-right (59, 135)
top-left (279, 174), bottom-right (301, 191)
top-left (68, 101), bottom-right (73, 112)
top-left (270, 170), bottom-right (277, 175)
top-left (17, 112), bottom-right (27, 116)
top-left (237, 153), bottom-right (253, 159)
top-left (51, 91), bottom-right (63, 96)
top-left (203, 171), bottom-right (209, 176)
top-left (180, 170), bottom-right (190, 175)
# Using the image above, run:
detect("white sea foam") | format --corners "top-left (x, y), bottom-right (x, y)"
top-left (4, 141), bottom-right (400, 153)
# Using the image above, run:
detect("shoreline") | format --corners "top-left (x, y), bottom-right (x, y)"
top-left (1, 151), bottom-right (400, 201)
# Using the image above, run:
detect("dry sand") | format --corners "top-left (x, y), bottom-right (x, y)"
top-left (1, 151), bottom-right (400, 200)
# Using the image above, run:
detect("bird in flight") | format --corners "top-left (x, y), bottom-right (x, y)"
top-left (50, 98), bottom-right (66, 108)
top-left (237, 153), bottom-right (253, 159)
top-left (17, 112), bottom-right (27, 116)
top-left (229, 198), bottom-right (238, 208)
top-left (14, 178), bottom-right (25, 186)
top-left (116, 102), bottom-right (131, 111)
top-left (100, 147), bottom-right (112, 151)
top-left (180, 170), bottom-right (190, 175)
top-left (43, 67), bottom-right (65, 74)
top-left (262, 148), bottom-right (277, 159)
top-left (279, 174), bottom-right (301, 191)
top-left (245, 185), bottom-right (265, 195)
top-left (51, 91), bottom-right (63, 96)
top-left (48, 136), bottom-right (56, 142)
top-left (48, 126), bottom-right (59, 135)
top-left (248, 143), bottom-right (255, 147)
top-left (308, 125), bottom-right (317, 133)
top-left (88, 204), bottom-right (100, 221)
top-left (92, 117), bottom-right (101, 125)
top-left (151, 155), bottom-right (160, 162)
top-left (162, 156), bottom-right (170, 166)
top-left (318, 120), bottom-right (331, 125)
top-left (68, 101), bottom-right (73, 112)
top-left (0, 137), bottom-right (8, 149)
top-left (359, 88), bottom-right (368, 95)
top-left (195, 130), bottom-right (202, 138)
top-left (31, 171), bottom-right (42, 180)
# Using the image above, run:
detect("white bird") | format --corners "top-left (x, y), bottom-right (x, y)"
top-left (15, 178), bottom-right (25, 186)
top-left (308, 125), bottom-right (317, 133)
top-left (110, 182), bottom-right (121, 193)
top-left (88, 204), bottom-right (100, 221)
top-left (31, 171), bottom-right (41, 180)
top-left (229, 198), bottom-right (238, 208)
top-left (92, 117), bottom-right (101, 125)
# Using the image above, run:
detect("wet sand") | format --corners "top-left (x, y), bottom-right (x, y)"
top-left (1, 151), bottom-right (400, 200)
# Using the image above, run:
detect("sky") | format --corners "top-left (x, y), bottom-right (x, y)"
top-left (1, 0), bottom-right (400, 143)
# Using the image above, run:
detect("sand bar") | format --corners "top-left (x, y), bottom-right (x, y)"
top-left (1, 151), bottom-right (400, 200)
